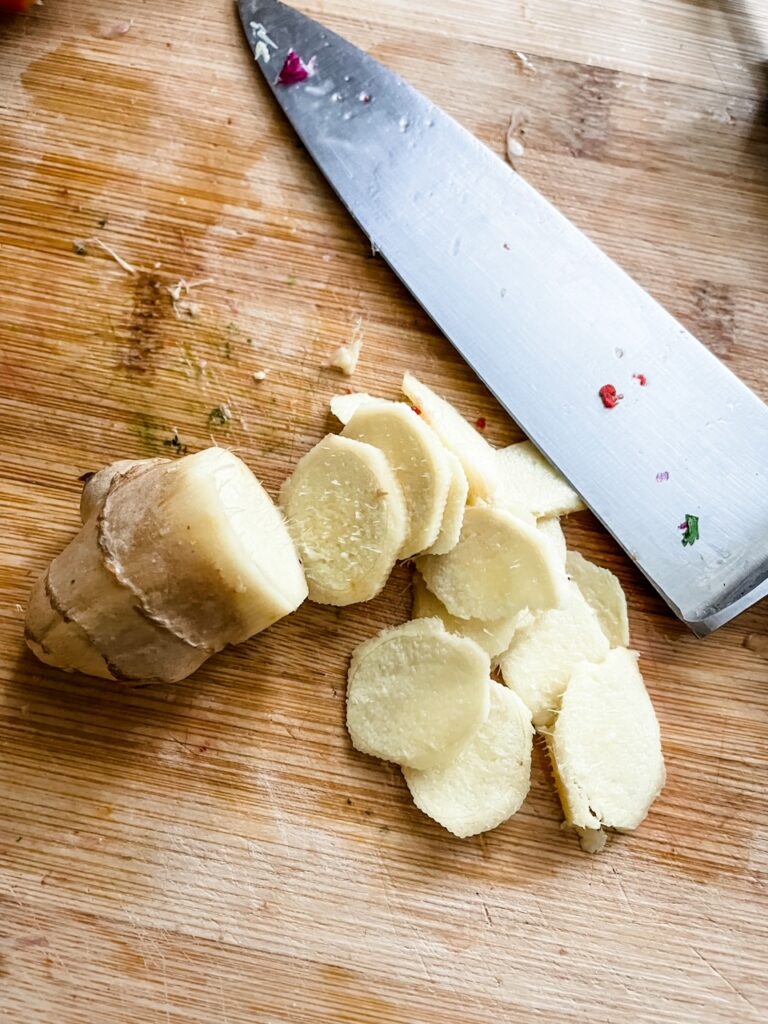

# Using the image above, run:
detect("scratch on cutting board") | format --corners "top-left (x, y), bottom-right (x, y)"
top-left (610, 866), bottom-right (637, 920)
top-left (692, 947), bottom-right (758, 1012)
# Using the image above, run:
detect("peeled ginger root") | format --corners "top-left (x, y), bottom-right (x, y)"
top-left (547, 648), bottom-right (665, 838)
top-left (25, 449), bottom-right (307, 683)
top-left (280, 434), bottom-right (407, 605)
top-left (346, 618), bottom-right (491, 770)
top-left (404, 685), bottom-right (533, 838)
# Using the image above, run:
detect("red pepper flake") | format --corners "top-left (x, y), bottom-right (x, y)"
top-left (411, 405), bottom-right (422, 415)
top-left (598, 384), bottom-right (623, 409)
top-left (277, 50), bottom-right (316, 85)
top-left (475, 417), bottom-right (487, 430)
top-left (633, 373), bottom-right (648, 386)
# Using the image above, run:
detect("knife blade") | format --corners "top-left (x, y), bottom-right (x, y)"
top-left (237, 0), bottom-right (768, 635)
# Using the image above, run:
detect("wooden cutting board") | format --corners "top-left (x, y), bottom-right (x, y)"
top-left (1, 2), bottom-right (767, 1021)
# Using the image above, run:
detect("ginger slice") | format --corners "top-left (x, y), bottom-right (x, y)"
top-left (416, 506), bottom-right (566, 621)
top-left (403, 684), bottom-right (533, 837)
top-left (566, 550), bottom-right (630, 648)
top-left (496, 441), bottom-right (585, 517)
top-left (102, 448), bottom-right (308, 647)
top-left (499, 581), bottom-right (610, 727)
top-left (547, 648), bottom-right (665, 840)
top-left (538, 515), bottom-right (567, 565)
top-left (346, 618), bottom-right (491, 770)
top-left (342, 399), bottom-right (451, 558)
top-left (423, 451), bottom-right (468, 556)
top-left (412, 572), bottom-right (532, 660)
top-left (401, 372), bottom-right (498, 502)
top-left (330, 392), bottom-right (374, 424)
top-left (280, 434), bottom-right (407, 605)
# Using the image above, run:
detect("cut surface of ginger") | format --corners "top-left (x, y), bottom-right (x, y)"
top-left (403, 684), bottom-right (533, 837)
top-left (401, 372), bottom-right (498, 502)
top-left (416, 505), bottom-right (566, 622)
top-left (412, 572), bottom-right (532, 659)
top-left (499, 580), bottom-right (610, 727)
top-left (280, 434), bottom-right (407, 605)
top-left (423, 450), bottom-right (468, 555)
top-left (496, 441), bottom-right (585, 517)
top-left (548, 648), bottom-right (665, 837)
top-left (346, 618), bottom-right (491, 770)
top-left (566, 550), bottom-right (629, 648)
top-left (330, 391), bottom-right (374, 424)
top-left (101, 448), bottom-right (308, 648)
top-left (342, 399), bottom-right (451, 558)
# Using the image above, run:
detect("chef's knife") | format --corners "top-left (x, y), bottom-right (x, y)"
top-left (237, 0), bottom-right (768, 635)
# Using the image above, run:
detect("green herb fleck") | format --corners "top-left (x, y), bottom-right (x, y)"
top-left (208, 404), bottom-right (232, 427)
top-left (287, 274), bottom-right (297, 286)
top-left (162, 428), bottom-right (188, 455)
top-left (73, 239), bottom-right (88, 256)
top-left (680, 514), bottom-right (700, 547)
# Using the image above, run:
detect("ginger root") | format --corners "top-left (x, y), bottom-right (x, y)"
top-left (25, 449), bottom-right (307, 683)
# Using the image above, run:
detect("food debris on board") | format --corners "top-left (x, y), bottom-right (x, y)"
top-left (101, 19), bottom-right (133, 38)
top-left (505, 109), bottom-right (527, 162)
top-left (167, 278), bottom-right (213, 319)
top-left (656, 471), bottom-right (669, 483)
top-left (24, 366), bottom-right (667, 856)
top-left (208, 404), bottom-right (232, 427)
top-left (162, 428), bottom-right (188, 456)
top-left (253, 369), bottom-right (270, 382)
top-left (511, 50), bottom-right (536, 74)
top-left (324, 319), bottom-right (364, 376)
top-left (78, 236), bottom-right (138, 275)
top-left (633, 373), bottom-right (648, 386)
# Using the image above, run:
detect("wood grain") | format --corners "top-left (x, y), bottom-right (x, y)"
top-left (1, 2), bottom-right (767, 1022)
